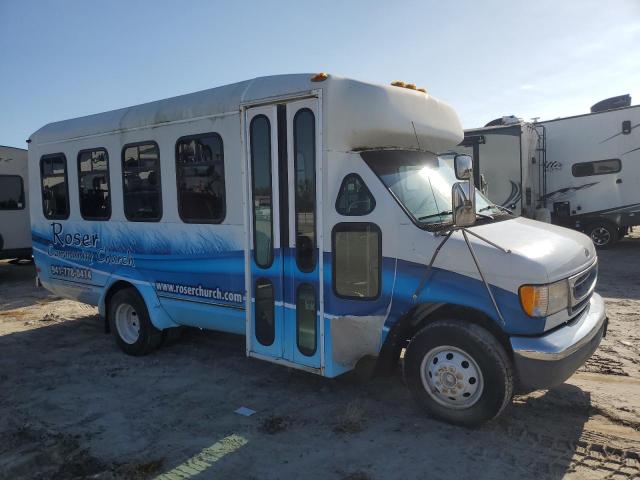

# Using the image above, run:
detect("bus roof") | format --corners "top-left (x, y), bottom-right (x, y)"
top-left (29, 74), bottom-right (463, 153)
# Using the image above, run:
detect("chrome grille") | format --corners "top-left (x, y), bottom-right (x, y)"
top-left (569, 260), bottom-right (598, 311)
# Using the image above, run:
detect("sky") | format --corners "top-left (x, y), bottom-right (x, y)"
top-left (1, 0), bottom-right (639, 149)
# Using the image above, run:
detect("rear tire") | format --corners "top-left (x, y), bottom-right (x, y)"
top-left (586, 222), bottom-right (618, 249)
top-left (404, 319), bottom-right (513, 427)
top-left (108, 288), bottom-right (162, 356)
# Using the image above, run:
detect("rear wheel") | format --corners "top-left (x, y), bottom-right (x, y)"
top-left (404, 319), bottom-right (513, 427)
top-left (108, 288), bottom-right (162, 355)
top-left (586, 222), bottom-right (618, 249)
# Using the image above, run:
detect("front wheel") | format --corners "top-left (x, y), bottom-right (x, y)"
top-left (404, 319), bottom-right (513, 427)
top-left (108, 288), bottom-right (162, 356)
top-left (586, 222), bottom-right (618, 249)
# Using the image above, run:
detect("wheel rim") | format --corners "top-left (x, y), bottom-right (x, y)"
top-left (114, 303), bottom-right (140, 344)
top-left (590, 227), bottom-right (611, 246)
top-left (420, 345), bottom-right (484, 409)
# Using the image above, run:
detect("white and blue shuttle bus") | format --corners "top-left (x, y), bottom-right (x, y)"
top-left (28, 74), bottom-right (607, 426)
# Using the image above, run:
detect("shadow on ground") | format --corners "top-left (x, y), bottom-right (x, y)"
top-left (0, 315), bottom-right (594, 480)
top-left (0, 261), bottom-right (59, 311)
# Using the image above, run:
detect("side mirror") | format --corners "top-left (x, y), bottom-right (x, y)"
top-left (454, 154), bottom-right (473, 180)
top-left (452, 182), bottom-right (476, 227)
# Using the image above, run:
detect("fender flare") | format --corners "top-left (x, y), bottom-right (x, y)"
top-left (99, 274), bottom-right (179, 331)
top-left (375, 301), bottom-right (511, 376)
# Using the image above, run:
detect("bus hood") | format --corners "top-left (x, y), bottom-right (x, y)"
top-left (468, 217), bottom-right (596, 282)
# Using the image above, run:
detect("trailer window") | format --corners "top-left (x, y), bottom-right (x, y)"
top-left (336, 173), bottom-right (375, 216)
top-left (572, 159), bottom-right (621, 177)
top-left (40, 154), bottom-right (69, 220)
top-left (122, 142), bottom-right (162, 221)
top-left (176, 133), bottom-right (225, 223)
top-left (332, 222), bottom-right (381, 299)
top-left (0, 175), bottom-right (25, 210)
top-left (250, 115), bottom-right (273, 268)
top-left (78, 149), bottom-right (111, 220)
top-left (294, 108), bottom-right (316, 272)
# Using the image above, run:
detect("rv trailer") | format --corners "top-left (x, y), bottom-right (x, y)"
top-left (538, 100), bottom-right (640, 248)
top-left (29, 74), bottom-right (607, 426)
top-left (0, 145), bottom-right (31, 260)
top-left (454, 121), bottom-right (542, 219)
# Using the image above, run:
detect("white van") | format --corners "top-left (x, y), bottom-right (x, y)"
top-left (0, 145), bottom-right (31, 261)
top-left (28, 74), bottom-right (606, 426)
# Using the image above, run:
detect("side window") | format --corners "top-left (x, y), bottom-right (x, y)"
top-left (40, 153), bottom-right (69, 220)
top-left (0, 175), bottom-right (25, 210)
top-left (250, 115), bottom-right (273, 268)
top-left (572, 159), bottom-right (621, 177)
top-left (78, 149), bottom-right (111, 220)
top-left (332, 222), bottom-right (381, 299)
top-left (122, 142), bottom-right (162, 221)
top-left (176, 133), bottom-right (225, 223)
top-left (335, 173), bottom-right (375, 216)
top-left (294, 108), bottom-right (316, 272)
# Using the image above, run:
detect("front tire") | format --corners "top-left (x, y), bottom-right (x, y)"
top-left (108, 288), bottom-right (162, 356)
top-left (404, 319), bottom-right (513, 427)
top-left (586, 222), bottom-right (618, 249)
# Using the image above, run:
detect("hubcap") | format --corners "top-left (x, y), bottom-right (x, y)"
top-left (115, 303), bottom-right (140, 344)
top-left (590, 227), bottom-right (610, 246)
top-left (420, 346), bottom-right (484, 409)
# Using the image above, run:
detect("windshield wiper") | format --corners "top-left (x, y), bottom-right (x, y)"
top-left (479, 204), bottom-right (513, 215)
top-left (418, 210), bottom-right (453, 221)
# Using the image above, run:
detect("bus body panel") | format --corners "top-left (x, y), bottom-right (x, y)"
top-left (28, 74), bottom-right (604, 389)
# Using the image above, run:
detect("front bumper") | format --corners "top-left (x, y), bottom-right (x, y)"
top-left (510, 293), bottom-right (607, 392)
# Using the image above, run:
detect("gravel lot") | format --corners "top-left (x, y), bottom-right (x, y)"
top-left (1, 233), bottom-right (639, 479)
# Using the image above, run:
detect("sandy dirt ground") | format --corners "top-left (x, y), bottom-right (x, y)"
top-left (1, 235), bottom-right (639, 479)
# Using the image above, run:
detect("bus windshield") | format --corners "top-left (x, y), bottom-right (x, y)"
top-left (362, 149), bottom-right (502, 227)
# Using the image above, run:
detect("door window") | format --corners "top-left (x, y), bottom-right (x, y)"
top-left (296, 283), bottom-right (317, 356)
top-left (293, 109), bottom-right (316, 272)
top-left (255, 278), bottom-right (275, 346)
top-left (250, 115), bottom-right (274, 268)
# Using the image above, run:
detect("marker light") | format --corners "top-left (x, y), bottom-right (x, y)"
top-left (310, 72), bottom-right (329, 82)
top-left (391, 81), bottom-right (427, 93)
top-left (519, 280), bottom-right (569, 317)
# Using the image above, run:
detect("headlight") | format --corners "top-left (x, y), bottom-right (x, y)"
top-left (519, 279), bottom-right (569, 317)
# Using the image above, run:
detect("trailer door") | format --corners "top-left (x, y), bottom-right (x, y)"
top-left (245, 97), bottom-right (322, 371)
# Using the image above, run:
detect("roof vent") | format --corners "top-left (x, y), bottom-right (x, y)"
top-left (484, 115), bottom-right (521, 127)
top-left (590, 94), bottom-right (631, 113)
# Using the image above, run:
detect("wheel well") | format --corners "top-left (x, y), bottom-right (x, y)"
top-left (103, 280), bottom-right (136, 333)
top-left (375, 303), bottom-right (512, 376)
top-left (585, 218), bottom-right (618, 230)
